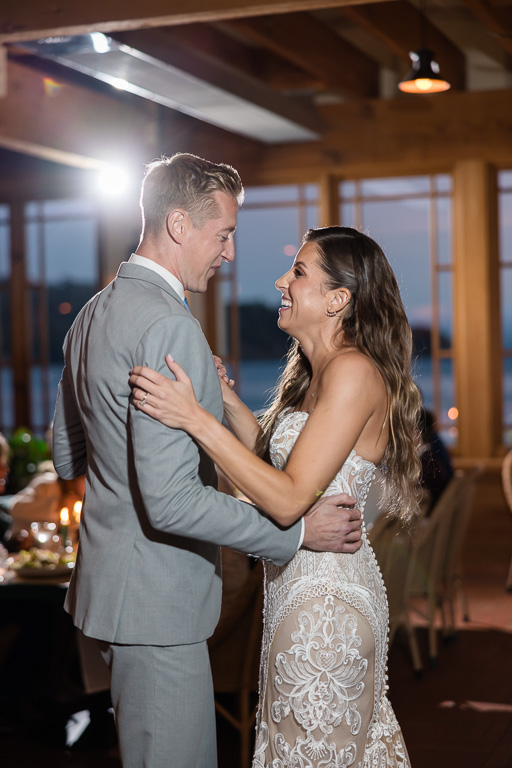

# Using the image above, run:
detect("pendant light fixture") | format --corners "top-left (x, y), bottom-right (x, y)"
top-left (398, 0), bottom-right (451, 94)
top-left (399, 49), bottom-right (450, 93)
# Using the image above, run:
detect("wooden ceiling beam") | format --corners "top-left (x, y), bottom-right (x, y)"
top-left (238, 88), bottom-right (512, 183)
top-left (124, 24), bottom-right (319, 93)
top-left (341, 1), bottom-right (466, 90)
top-left (463, 0), bottom-right (512, 56)
top-left (0, 0), bottom-right (393, 44)
top-left (0, 57), bottom-right (159, 168)
top-left (0, 53), bottom-right (263, 175)
top-left (258, 55), bottom-right (323, 91)
top-left (156, 23), bottom-right (258, 78)
top-left (112, 27), bottom-right (324, 135)
top-left (224, 12), bottom-right (379, 98)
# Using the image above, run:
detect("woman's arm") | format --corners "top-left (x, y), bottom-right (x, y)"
top-left (130, 352), bottom-right (382, 525)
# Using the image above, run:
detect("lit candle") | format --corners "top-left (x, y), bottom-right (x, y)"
top-left (73, 501), bottom-right (82, 525)
top-left (60, 507), bottom-right (70, 544)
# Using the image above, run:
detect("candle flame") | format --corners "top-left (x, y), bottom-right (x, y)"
top-left (60, 507), bottom-right (70, 525)
top-left (73, 501), bottom-right (82, 523)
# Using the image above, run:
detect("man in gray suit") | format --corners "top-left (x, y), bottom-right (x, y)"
top-left (53, 154), bottom-right (362, 768)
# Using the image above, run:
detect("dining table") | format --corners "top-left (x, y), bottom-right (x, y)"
top-left (0, 558), bottom-right (110, 722)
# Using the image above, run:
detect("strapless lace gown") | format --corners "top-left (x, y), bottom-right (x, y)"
top-left (252, 410), bottom-right (411, 768)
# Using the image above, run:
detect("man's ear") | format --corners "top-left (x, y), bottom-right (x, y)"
top-left (166, 209), bottom-right (187, 244)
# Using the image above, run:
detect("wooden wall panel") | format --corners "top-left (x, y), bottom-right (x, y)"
top-left (235, 89), bottom-right (512, 184)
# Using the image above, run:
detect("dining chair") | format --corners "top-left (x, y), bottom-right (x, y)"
top-left (442, 465), bottom-right (482, 632)
top-left (407, 472), bottom-right (468, 666)
top-left (501, 449), bottom-right (512, 591)
top-left (208, 559), bottom-right (263, 768)
top-left (369, 513), bottom-right (423, 677)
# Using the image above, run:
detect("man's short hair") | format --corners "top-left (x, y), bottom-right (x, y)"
top-left (140, 153), bottom-right (244, 238)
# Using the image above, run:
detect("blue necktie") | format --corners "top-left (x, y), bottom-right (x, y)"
top-left (184, 297), bottom-right (191, 311)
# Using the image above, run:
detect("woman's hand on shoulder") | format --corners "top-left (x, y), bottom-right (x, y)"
top-left (212, 355), bottom-right (238, 408)
top-left (130, 354), bottom-right (203, 431)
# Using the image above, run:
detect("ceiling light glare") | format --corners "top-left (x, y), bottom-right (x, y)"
top-left (90, 33), bottom-right (110, 54)
top-left (108, 76), bottom-right (130, 91)
top-left (97, 165), bottom-right (131, 198)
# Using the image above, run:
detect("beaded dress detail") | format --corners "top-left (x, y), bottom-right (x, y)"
top-left (252, 410), bottom-right (411, 768)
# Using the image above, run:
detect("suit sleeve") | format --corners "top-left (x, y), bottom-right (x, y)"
top-left (52, 341), bottom-right (87, 480)
top-left (130, 314), bottom-right (301, 566)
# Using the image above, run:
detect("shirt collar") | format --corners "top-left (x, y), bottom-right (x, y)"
top-left (128, 253), bottom-right (185, 302)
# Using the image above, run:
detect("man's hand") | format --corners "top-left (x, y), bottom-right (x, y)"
top-left (302, 493), bottom-right (362, 554)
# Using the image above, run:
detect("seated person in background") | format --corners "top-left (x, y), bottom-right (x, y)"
top-left (7, 462), bottom-right (84, 545)
top-left (0, 433), bottom-right (9, 495)
top-left (0, 433), bottom-right (11, 542)
top-left (418, 407), bottom-right (454, 515)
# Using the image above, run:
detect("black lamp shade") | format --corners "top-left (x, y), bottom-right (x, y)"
top-left (399, 49), bottom-right (451, 94)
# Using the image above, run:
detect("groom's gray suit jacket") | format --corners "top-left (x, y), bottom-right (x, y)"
top-left (53, 262), bottom-right (301, 646)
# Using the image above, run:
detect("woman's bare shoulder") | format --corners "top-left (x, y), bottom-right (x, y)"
top-left (324, 348), bottom-right (380, 380)
top-left (318, 349), bottom-right (385, 404)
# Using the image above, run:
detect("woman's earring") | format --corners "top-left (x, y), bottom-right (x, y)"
top-left (325, 308), bottom-right (338, 317)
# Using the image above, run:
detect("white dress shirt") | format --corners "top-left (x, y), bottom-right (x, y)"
top-left (128, 253), bottom-right (186, 302)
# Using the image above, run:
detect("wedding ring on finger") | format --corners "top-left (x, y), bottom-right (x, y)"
top-left (139, 392), bottom-right (149, 407)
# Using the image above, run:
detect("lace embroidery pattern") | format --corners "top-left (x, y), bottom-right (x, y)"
top-left (273, 595), bottom-right (366, 732)
top-left (253, 410), bottom-right (411, 768)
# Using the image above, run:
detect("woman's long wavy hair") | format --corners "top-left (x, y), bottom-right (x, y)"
top-left (255, 226), bottom-right (422, 522)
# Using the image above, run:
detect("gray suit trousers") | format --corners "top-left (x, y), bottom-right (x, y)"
top-left (98, 640), bottom-right (216, 768)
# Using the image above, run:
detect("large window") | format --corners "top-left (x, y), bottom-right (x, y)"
top-left (0, 205), bottom-right (13, 431)
top-left (339, 175), bottom-right (455, 445)
top-left (499, 170), bottom-right (512, 446)
top-left (231, 185), bottom-right (319, 412)
top-left (231, 177), bottom-right (455, 434)
top-left (0, 200), bottom-right (100, 437)
top-left (25, 200), bottom-right (100, 434)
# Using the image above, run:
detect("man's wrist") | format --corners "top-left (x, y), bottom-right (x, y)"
top-left (297, 518), bottom-right (305, 550)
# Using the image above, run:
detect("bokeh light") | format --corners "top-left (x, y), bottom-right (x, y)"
top-left (43, 77), bottom-right (64, 97)
top-left (90, 33), bottom-right (110, 54)
top-left (96, 165), bottom-right (132, 198)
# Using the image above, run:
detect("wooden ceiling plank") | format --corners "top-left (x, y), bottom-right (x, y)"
top-left (224, 12), bottom-right (379, 98)
top-left (157, 23), bottom-right (320, 92)
top-left (463, 0), bottom-right (512, 55)
top-left (342, 1), bottom-right (466, 90)
top-left (113, 28), bottom-right (323, 133)
top-left (0, 135), bottom-right (108, 170)
top-left (0, 0), bottom-right (393, 44)
top-left (157, 23), bottom-right (258, 77)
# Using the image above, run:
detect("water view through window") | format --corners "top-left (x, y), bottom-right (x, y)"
top-left (26, 200), bottom-right (99, 434)
top-left (233, 177), bottom-right (457, 445)
top-left (499, 170), bottom-right (512, 445)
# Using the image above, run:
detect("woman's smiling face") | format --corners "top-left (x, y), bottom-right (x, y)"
top-left (275, 242), bottom-right (329, 336)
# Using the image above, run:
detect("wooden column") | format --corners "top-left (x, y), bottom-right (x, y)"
top-left (453, 161), bottom-right (502, 459)
top-left (319, 174), bottom-right (339, 228)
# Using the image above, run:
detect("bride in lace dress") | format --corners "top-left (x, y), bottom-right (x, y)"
top-left (130, 226), bottom-right (422, 767)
